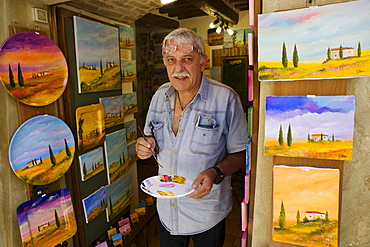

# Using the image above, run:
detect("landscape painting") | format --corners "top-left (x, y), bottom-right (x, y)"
top-left (116, 24), bottom-right (134, 49)
top-left (106, 172), bottom-right (133, 222)
top-left (78, 147), bottom-right (105, 181)
top-left (16, 189), bottom-right (77, 247)
top-left (127, 141), bottom-right (137, 165)
top-left (264, 96), bottom-right (355, 160)
top-left (9, 115), bottom-right (75, 185)
top-left (0, 31), bottom-right (68, 106)
top-left (258, 0), bottom-right (370, 81)
top-left (73, 16), bottom-right (121, 93)
top-left (82, 186), bottom-right (107, 224)
top-left (121, 59), bottom-right (137, 81)
top-left (104, 128), bottom-right (129, 184)
top-left (122, 92), bottom-right (138, 115)
top-left (273, 165), bottom-right (340, 246)
top-left (124, 119), bottom-right (137, 143)
top-left (75, 103), bottom-right (106, 152)
top-left (99, 95), bottom-right (125, 128)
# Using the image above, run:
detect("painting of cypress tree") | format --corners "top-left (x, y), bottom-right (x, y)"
top-left (0, 32), bottom-right (68, 106)
top-left (78, 147), bottom-right (105, 181)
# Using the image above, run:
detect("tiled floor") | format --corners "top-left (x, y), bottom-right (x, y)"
top-left (136, 158), bottom-right (245, 247)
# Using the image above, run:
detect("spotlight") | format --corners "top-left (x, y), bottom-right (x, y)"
top-left (209, 19), bottom-right (220, 28)
top-left (216, 27), bottom-right (222, 34)
top-left (227, 28), bottom-right (234, 35)
top-left (161, 0), bottom-right (176, 4)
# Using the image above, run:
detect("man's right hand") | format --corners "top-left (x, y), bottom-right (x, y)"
top-left (135, 136), bottom-right (156, 160)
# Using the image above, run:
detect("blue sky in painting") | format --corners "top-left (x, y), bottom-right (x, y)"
top-left (105, 129), bottom-right (128, 166)
top-left (9, 115), bottom-right (75, 170)
top-left (265, 96), bottom-right (355, 139)
top-left (258, 0), bottom-right (370, 62)
top-left (99, 95), bottom-right (124, 115)
top-left (74, 16), bottom-right (119, 67)
top-left (122, 92), bottom-right (137, 106)
top-left (83, 187), bottom-right (106, 215)
top-left (79, 147), bottom-right (104, 172)
top-left (116, 24), bottom-right (134, 41)
top-left (106, 172), bottom-right (132, 206)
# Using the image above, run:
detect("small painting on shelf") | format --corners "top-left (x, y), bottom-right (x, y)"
top-left (99, 95), bottom-right (124, 129)
top-left (121, 59), bottom-right (136, 81)
top-left (127, 141), bottom-right (137, 165)
top-left (122, 92), bottom-right (138, 115)
top-left (116, 24), bottom-right (134, 49)
top-left (78, 147), bottom-right (105, 181)
top-left (264, 96), bottom-right (355, 160)
top-left (82, 186), bottom-right (107, 224)
top-left (76, 103), bottom-right (106, 152)
top-left (124, 119), bottom-right (137, 143)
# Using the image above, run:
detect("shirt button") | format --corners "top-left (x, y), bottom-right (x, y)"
top-left (179, 129), bottom-right (183, 133)
top-left (172, 170), bottom-right (175, 173)
top-left (173, 150), bottom-right (177, 154)
top-left (171, 203), bottom-right (176, 207)
top-left (185, 110), bottom-right (189, 113)
top-left (168, 112), bottom-right (171, 114)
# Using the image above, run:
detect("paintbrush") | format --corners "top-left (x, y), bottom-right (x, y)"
top-left (138, 126), bottom-right (163, 168)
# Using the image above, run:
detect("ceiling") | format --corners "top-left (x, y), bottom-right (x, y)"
top-left (61, 0), bottom-right (248, 26)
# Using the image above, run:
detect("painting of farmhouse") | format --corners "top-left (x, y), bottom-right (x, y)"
top-left (264, 96), bottom-right (355, 160)
top-left (73, 16), bottom-right (121, 93)
top-left (116, 24), bottom-right (134, 49)
top-left (273, 165), bottom-right (340, 246)
top-left (105, 172), bottom-right (133, 222)
top-left (99, 95), bottom-right (125, 128)
top-left (121, 59), bottom-right (137, 81)
top-left (104, 128), bottom-right (129, 184)
top-left (122, 92), bottom-right (138, 115)
top-left (9, 115), bottom-right (75, 185)
top-left (124, 119), bottom-right (137, 143)
top-left (82, 186), bottom-right (107, 224)
top-left (258, 0), bottom-right (370, 81)
top-left (16, 189), bottom-right (77, 247)
top-left (0, 31), bottom-right (68, 106)
top-left (75, 103), bottom-right (106, 152)
top-left (78, 147), bottom-right (105, 181)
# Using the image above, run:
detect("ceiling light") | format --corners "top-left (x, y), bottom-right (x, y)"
top-left (227, 28), bottom-right (234, 35)
top-left (209, 19), bottom-right (220, 28)
top-left (216, 27), bottom-right (222, 34)
top-left (161, 0), bottom-right (176, 4)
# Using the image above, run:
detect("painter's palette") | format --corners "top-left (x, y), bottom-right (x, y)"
top-left (141, 175), bottom-right (194, 199)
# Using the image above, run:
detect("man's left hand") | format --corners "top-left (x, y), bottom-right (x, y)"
top-left (186, 168), bottom-right (217, 199)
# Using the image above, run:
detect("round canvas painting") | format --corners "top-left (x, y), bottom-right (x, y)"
top-left (0, 31), bottom-right (68, 106)
top-left (9, 115), bottom-right (75, 185)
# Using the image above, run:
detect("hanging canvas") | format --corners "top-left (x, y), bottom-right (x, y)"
top-left (9, 115), bottom-right (75, 185)
top-left (273, 165), bottom-right (340, 246)
top-left (120, 59), bottom-right (137, 81)
top-left (127, 141), bottom-right (137, 165)
top-left (106, 172), bottom-right (133, 222)
top-left (73, 16), bottom-right (121, 93)
top-left (258, 0), bottom-right (370, 81)
top-left (265, 96), bottom-right (355, 160)
top-left (16, 189), bottom-right (77, 247)
top-left (104, 128), bottom-right (129, 184)
top-left (0, 31), bottom-right (68, 106)
top-left (208, 28), bottom-right (224, 46)
top-left (82, 186), bottom-right (107, 224)
top-left (99, 95), bottom-right (125, 129)
top-left (233, 28), bottom-right (253, 48)
top-left (116, 24), bottom-right (135, 49)
top-left (124, 119), bottom-right (137, 143)
top-left (75, 103), bottom-right (106, 152)
top-left (78, 147), bottom-right (105, 181)
top-left (122, 92), bottom-right (138, 115)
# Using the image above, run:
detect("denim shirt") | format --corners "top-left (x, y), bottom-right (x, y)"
top-left (143, 75), bottom-right (248, 235)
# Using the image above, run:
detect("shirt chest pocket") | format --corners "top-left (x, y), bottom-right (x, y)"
top-left (189, 114), bottom-right (223, 156)
top-left (150, 121), bottom-right (165, 150)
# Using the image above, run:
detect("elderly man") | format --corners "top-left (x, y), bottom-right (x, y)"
top-left (136, 28), bottom-right (248, 247)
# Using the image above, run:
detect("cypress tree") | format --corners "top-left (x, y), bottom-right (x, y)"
top-left (282, 42), bottom-right (288, 68)
top-left (64, 138), bottom-right (71, 157)
top-left (9, 64), bottom-right (15, 87)
top-left (339, 45), bottom-right (343, 59)
top-left (83, 163), bottom-right (87, 176)
top-left (100, 59), bottom-right (103, 76)
top-left (287, 124), bottom-right (292, 146)
top-left (327, 47), bottom-right (331, 60)
top-left (18, 63), bottom-right (24, 87)
top-left (55, 209), bottom-right (61, 228)
top-left (49, 145), bottom-right (57, 166)
top-left (292, 44), bottom-right (299, 68)
top-left (357, 42), bottom-right (362, 57)
top-left (278, 124), bottom-right (284, 146)
top-left (296, 209), bottom-right (301, 224)
top-left (325, 210), bottom-right (329, 222)
top-left (278, 200), bottom-right (287, 229)
top-left (332, 134), bottom-right (335, 142)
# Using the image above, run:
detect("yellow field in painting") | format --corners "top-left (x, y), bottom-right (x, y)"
top-left (259, 49), bottom-right (370, 80)
top-left (273, 221), bottom-right (338, 247)
top-left (265, 140), bottom-right (352, 160)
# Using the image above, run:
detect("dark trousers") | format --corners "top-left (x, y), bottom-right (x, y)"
top-left (158, 219), bottom-right (226, 247)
